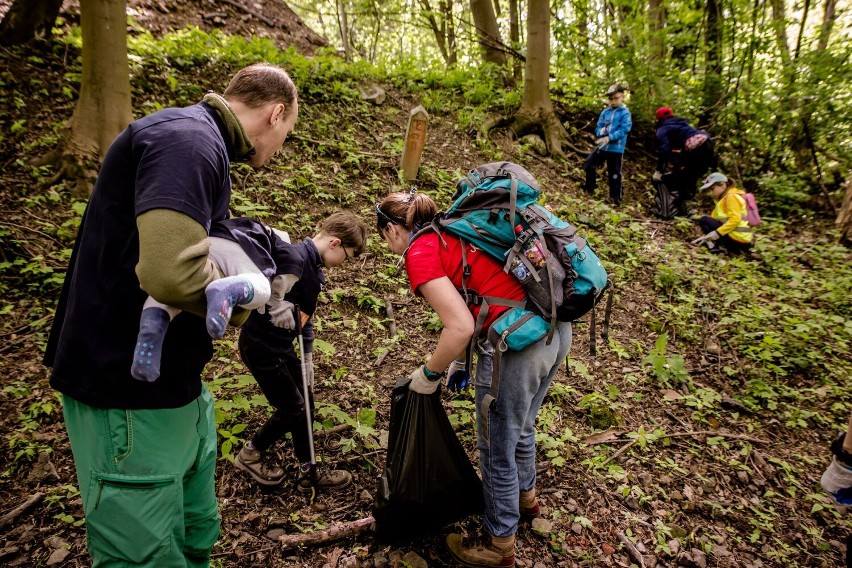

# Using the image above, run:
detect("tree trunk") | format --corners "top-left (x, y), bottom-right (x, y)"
top-left (65, 0), bottom-right (132, 197)
top-left (700, 0), bottom-right (723, 127)
top-left (419, 0), bottom-right (451, 65)
top-left (769, 0), bottom-right (792, 74)
top-left (648, 0), bottom-right (666, 63)
top-left (509, 0), bottom-right (521, 80)
top-left (512, 0), bottom-right (567, 157)
top-left (817, 0), bottom-right (836, 51)
top-left (337, 0), bottom-right (351, 61)
top-left (837, 182), bottom-right (852, 246)
top-left (520, 0), bottom-right (551, 115)
top-left (469, 0), bottom-right (507, 67)
top-left (0, 0), bottom-right (62, 46)
top-left (576, 0), bottom-right (589, 54)
top-left (615, 3), bottom-right (631, 49)
top-left (442, 0), bottom-right (457, 66)
top-left (795, 0), bottom-right (835, 176)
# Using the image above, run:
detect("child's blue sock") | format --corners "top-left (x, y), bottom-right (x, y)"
top-left (131, 307), bottom-right (171, 382)
top-left (205, 276), bottom-right (255, 339)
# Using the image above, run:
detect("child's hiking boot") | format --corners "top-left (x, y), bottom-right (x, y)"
top-left (131, 307), bottom-right (171, 382)
top-left (446, 532), bottom-right (516, 567)
top-left (205, 276), bottom-right (255, 339)
top-left (233, 445), bottom-right (285, 486)
top-left (519, 488), bottom-right (541, 522)
top-left (297, 465), bottom-right (352, 494)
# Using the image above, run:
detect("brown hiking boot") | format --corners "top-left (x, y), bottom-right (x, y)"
top-left (519, 488), bottom-right (541, 522)
top-left (297, 466), bottom-right (352, 494)
top-left (234, 446), bottom-right (285, 486)
top-left (446, 533), bottom-right (515, 567)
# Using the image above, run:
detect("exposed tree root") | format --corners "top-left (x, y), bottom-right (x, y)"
top-left (32, 141), bottom-right (99, 198)
top-left (480, 108), bottom-right (571, 158)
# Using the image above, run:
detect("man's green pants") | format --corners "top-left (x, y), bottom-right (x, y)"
top-left (62, 387), bottom-right (220, 567)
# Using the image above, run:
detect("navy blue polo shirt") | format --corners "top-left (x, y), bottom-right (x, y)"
top-left (240, 238), bottom-right (325, 356)
top-left (45, 102), bottom-right (234, 409)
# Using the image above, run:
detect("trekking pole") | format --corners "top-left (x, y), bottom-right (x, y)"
top-left (294, 305), bottom-right (318, 491)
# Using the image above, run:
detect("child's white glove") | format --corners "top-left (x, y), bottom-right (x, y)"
top-left (821, 458), bottom-right (852, 506)
top-left (691, 231), bottom-right (720, 246)
top-left (268, 300), bottom-right (296, 330)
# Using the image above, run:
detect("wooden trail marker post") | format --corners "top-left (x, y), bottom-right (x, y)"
top-left (400, 105), bottom-right (429, 182)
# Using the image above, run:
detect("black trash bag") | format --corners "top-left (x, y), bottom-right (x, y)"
top-left (373, 380), bottom-right (484, 543)
top-left (651, 175), bottom-right (679, 220)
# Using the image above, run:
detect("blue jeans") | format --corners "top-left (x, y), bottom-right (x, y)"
top-left (474, 322), bottom-right (573, 537)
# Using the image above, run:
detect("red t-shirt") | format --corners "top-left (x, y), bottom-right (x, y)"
top-left (405, 232), bottom-right (526, 332)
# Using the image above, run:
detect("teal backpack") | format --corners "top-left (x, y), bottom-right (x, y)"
top-left (431, 162), bottom-right (612, 354)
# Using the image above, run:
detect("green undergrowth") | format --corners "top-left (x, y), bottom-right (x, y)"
top-left (1, 26), bottom-right (851, 564)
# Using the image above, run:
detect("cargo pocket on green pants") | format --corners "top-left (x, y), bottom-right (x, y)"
top-left (86, 471), bottom-right (179, 564)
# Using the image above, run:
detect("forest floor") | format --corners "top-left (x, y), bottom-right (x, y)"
top-left (0, 5), bottom-right (850, 568)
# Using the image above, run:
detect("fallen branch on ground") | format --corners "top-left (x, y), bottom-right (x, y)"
top-left (0, 492), bottom-right (44, 530)
top-left (277, 516), bottom-right (374, 550)
top-left (314, 423), bottom-right (353, 438)
top-left (617, 531), bottom-right (646, 567)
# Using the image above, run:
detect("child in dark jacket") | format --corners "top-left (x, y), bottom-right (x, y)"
top-left (234, 211), bottom-right (368, 491)
top-left (653, 107), bottom-right (717, 215)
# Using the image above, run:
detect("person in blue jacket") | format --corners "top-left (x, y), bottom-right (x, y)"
top-left (652, 106), bottom-right (717, 215)
top-left (583, 83), bottom-right (633, 206)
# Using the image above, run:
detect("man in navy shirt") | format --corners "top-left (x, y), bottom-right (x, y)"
top-left (44, 63), bottom-right (298, 567)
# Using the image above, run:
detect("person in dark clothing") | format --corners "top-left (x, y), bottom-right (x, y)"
top-left (131, 218), bottom-right (301, 382)
top-left (44, 63), bottom-right (298, 567)
top-left (583, 83), bottom-right (633, 205)
top-left (233, 212), bottom-right (368, 492)
top-left (652, 106), bottom-right (717, 215)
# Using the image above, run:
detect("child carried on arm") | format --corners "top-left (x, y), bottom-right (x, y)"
top-left (131, 217), bottom-right (301, 382)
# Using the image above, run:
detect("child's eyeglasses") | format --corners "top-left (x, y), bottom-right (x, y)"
top-left (342, 246), bottom-right (351, 262)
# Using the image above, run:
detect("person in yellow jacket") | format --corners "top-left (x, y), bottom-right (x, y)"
top-left (691, 172), bottom-right (754, 253)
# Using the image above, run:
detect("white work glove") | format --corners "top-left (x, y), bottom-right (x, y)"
top-left (599, 126), bottom-right (609, 136)
top-left (303, 351), bottom-right (314, 389)
top-left (821, 458), bottom-right (852, 506)
top-left (595, 136), bottom-right (610, 147)
top-left (268, 300), bottom-right (296, 330)
top-left (652, 171), bottom-right (663, 182)
top-left (691, 231), bottom-right (720, 246)
top-left (408, 365), bottom-right (441, 395)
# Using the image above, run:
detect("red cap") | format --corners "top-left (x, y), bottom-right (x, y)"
top-left (655, 106), bottom-right (673, 121)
